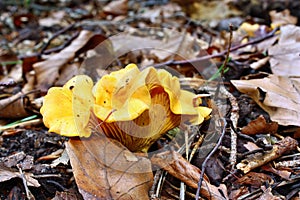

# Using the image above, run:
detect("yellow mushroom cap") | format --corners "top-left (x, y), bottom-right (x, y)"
top-left (92, 64), bottom-right (212, 152)
top-left (40, 75), bottom-right (94, 137)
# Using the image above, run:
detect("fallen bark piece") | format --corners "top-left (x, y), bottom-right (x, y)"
top-left (237, 137), bottom-right (298, 174)
top-left (151, 150), bottom-right (227, 200)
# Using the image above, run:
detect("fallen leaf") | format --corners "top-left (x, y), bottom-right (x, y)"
top-left (261, 164), bottom-right (291, 180)
top-left (52, 189), bottom-right (81, 200)
top-left (231, 75), bottom-right (300, 126)
top-left (65, 135), bottom-right (153, 200)
top-left (110, 30), bottom-right (207, 63)
top-left (186, 1), bottom-right (242, 21)
top-left (103, 0), bottom-right (128, 16)
top-left (243, 142), bottom-right (260, 152)
top-left (250, 56), bottom-right (270, 70)
top-left (51, 150), bottom-right (69, 167)
top-left (1, 151), bottom-right (34, 170)
top-left (150, 30), bottom-right (206, 61)
top-left (0, 164), bottom-right (40, 187)
top-left (0, 92), bottom-right (32, 119)
top-left (269, 9), bottom-right (297, 29)
top-left (234, 172), bottom-right (272, 188)
top-left (257, 186), bottom-right (281, 200)
top-left (268, 25), bottom-right (300, 76)
top-left (33, 31), bottom-right (106, 92)
top-left (241, 115), bottom-right (278, 135)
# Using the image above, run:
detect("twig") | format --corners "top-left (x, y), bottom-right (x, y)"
top-left (195, 118), bottom-right (227, 200)
top-left (149, 169), bottom-right (163, 199)
top-left (17, 164), bottom-right (35, 200)
top-left (189, 134), bottom-right (205, 162)
top-left (151, 27), bottom-right (279, 68)
top-left (18, 31), bottom-right (80, 60)
top-left (40, 23), bottom-right (75, 54)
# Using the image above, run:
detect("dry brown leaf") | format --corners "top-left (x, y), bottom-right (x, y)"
top-left (0, 92), bottom-right (31, 118)
top-left (241, 115), bottom-right (278, 135)
top-left (33, 30), bottom-right (105, 92)
top-left (234, 172), bottom-right (272, 188)
top-left (151, 151), bottom-right (227, 200)
top-left (231, 75), bottom-right (300, 126)
top-left (261, 164), bottom-right (291, 180)
top-left (66, 136), bottom-right (153, 200)
top-left (268, 25), bottom-right (300, 76)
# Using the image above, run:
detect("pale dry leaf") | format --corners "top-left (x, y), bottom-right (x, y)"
top-left (231, 75), bottom-right (300, 126)
top-left (250, 56), bottom-right (270, 70)
top-left (51, 150), bottom-right (69, 167)
top-left (150, 30), bottom-right (206, 61)
top-left (103, 0), bottom-right (128, 16)
top-left (65, 136), bottom-right (153, 200)
top-left (268, 24), bottom-right (300, 76)
top-left (111, 31), bottom-right (207, 62)
top-left (33, 30), bottom-right (95, 92)
top-left (243, 142), bottom-right (260, 152)
top-left (269, 9), bottom-right (297, 28)
top-left (257, 186), bottom-right (281, 200)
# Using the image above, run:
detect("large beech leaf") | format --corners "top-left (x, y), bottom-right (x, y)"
top-left (65, 135), bottom-right (153, 200)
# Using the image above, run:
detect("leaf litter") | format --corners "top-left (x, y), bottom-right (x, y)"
top-left (0, 1), bottom-right (300, 199)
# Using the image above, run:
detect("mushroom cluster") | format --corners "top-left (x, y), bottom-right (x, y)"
top-left (41, 64), bottom-right (211, 152)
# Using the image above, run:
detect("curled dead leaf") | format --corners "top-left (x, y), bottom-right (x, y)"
top-left (231, 75), bottom-right (300, 126)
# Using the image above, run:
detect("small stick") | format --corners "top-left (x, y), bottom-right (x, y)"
top-left (151, 27), bottom-right (279, 68)
top-left (40, 23), bottom-right (75, 54)
top-left (17, 164), bottom-right (35, 200)
top-left (195, 118), bottom-right (227, 200)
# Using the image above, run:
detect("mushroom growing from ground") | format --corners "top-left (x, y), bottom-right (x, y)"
top-left (41, 64), bottom-right (211, 152)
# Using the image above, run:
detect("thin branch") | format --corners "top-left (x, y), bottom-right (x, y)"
top-left (195, 118), bottom-right (227, 200)
top-left (40, 23), bottom-right (75, 54)
top-left (151, 27), bottom-right (279, 68)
